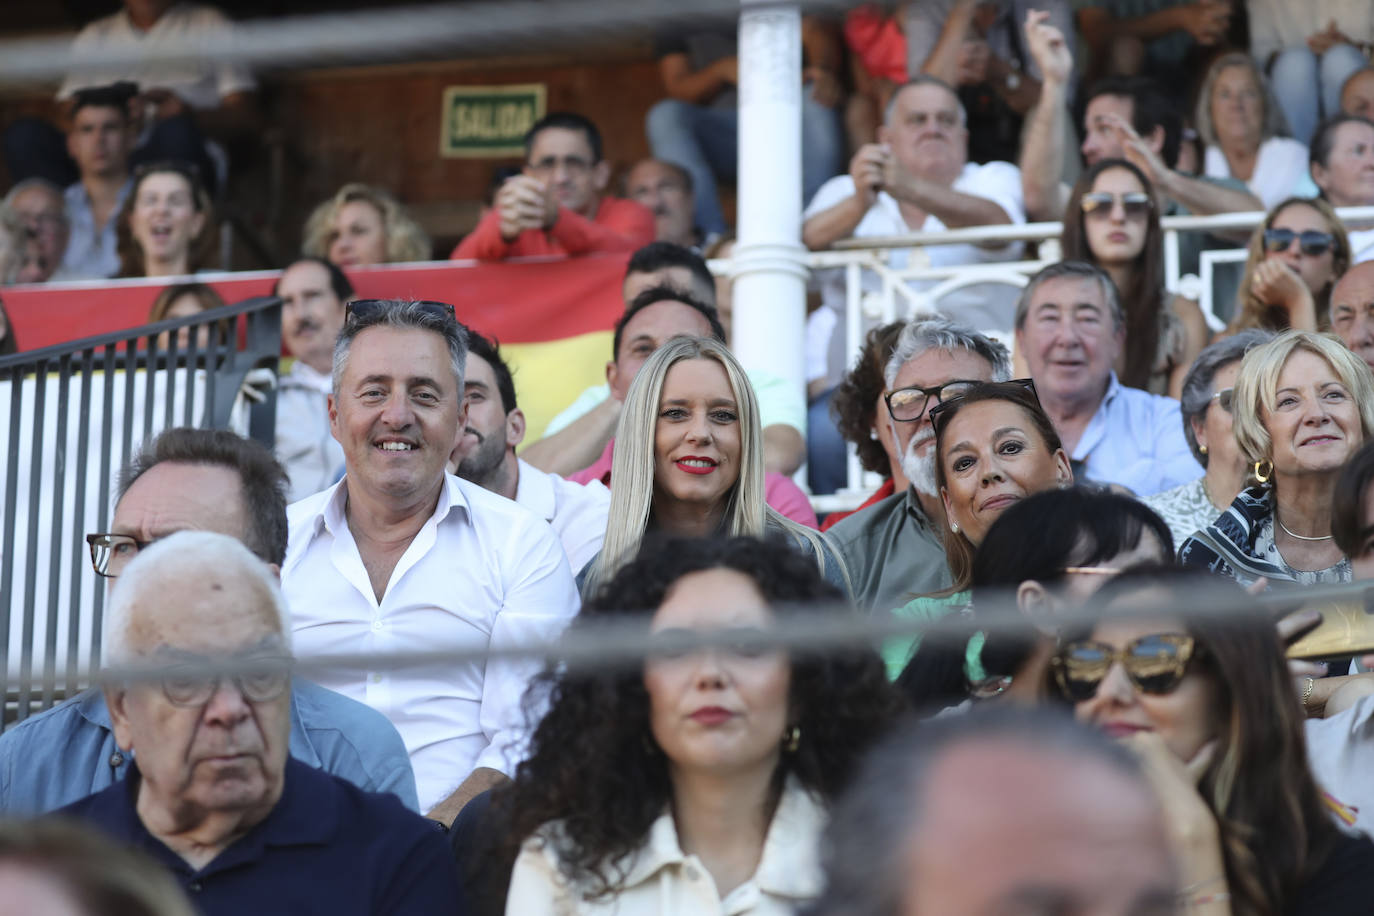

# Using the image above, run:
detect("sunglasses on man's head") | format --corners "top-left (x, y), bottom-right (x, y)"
top-left (1080, 191), bottom-right (1152, 219)
top-left (926, 378), bottom-right (1039, 436)
top-left (1263, 228), bottom-right (1334, 256)
top-left (1052, 633), bottom-right (1197, 703)
top-left (343, 299), bottom-right (456, 325)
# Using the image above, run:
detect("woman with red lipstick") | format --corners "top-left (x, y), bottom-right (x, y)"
top-left (582, 335), bottom-right (848, 597)
top-left (1227, 197), bottom-right (1350, 335)
top-left (1062, 158), bottom-right (1207, 399)
top-left (485, 535), bottom-right (902, 915)
top-left (1057, 566), bottom-right (1374, 915)
top-left (114, 162), bottom-right (216, 279)
top-left (1181, 331), bottom-right (1374, 588)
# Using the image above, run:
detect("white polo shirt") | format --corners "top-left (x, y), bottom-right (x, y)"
top-left (282, 474), bottom-right (579, 813)
top-left (513, 458), bottom-right (609, 575)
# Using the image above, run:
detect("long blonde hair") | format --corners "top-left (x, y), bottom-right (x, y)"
top-left (1228, 197), bottom-right (1350, 334)
top-left (585, 335), bottom-right (845, 595)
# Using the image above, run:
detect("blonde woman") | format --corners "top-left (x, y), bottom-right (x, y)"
top-left (301, 183), bottom-right (431, 267)
top-left (1227, 197), bottom-right (1350, 335)
top-left (1180, 330), bottom-right (1374, 586)
top-left (583, 335), bottom-right (848, 597)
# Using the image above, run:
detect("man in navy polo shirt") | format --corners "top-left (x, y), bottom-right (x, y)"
top-left (60, 531), bottom-right (462, 915)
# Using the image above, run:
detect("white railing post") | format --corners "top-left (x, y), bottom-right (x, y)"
top-left (731, 1), bottom-right (809, 410)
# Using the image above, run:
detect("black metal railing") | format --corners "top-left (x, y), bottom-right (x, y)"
top-left (0, 295), bottom-right (282, 728)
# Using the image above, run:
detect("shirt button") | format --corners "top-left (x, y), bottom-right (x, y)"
top-left (371, 673), bottom-right (383, 684)
top-left (685, 865), bottom-right (700, 881)
top-left (188, 881), bottom-right (203, 893)
top-left (371, 620), bottom-right (383, 631)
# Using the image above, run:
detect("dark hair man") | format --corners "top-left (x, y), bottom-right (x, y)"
top-left (624, 158), bottom-right (698, 249)
top-left (452, 111), bottom-right (654, 261)
top-left (449, 332), bottom-right (610, 575)
top-left (57, 84), bottom-right (137, 280)
top-left (0, 427), bottom-right (419, 816)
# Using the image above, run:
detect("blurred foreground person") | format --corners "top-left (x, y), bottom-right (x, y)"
top-left (61, 532), bottom-right (462, 914)
top-left (1060, 566), bottom-right (1374, 914)
top-left (487, 535), bottom-right (903, 914)
top-left (0, 817), bottom-right (194, 916)
top-left (804, 707), bottom-right (1178, 915)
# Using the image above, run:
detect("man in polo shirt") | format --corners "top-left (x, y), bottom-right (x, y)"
top-left (450, 331), bottom-right (610, 575)
top-left (0, 427), bottom-right (418, 816)
top-left (826, 317), bottom-right (1008, 612)
top-left (1017, 261), bottom-right (1200, 495)
top-left (60, 532), bottom-right (460, 914)
top-left (281, 299), bottom-right (579, 824)
top-left (452, 112), bottom-right (654, 261)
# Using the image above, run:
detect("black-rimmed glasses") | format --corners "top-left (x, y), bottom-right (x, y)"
top-left (884, 379), bottom-right (984, 423)
top-left (926, 378), bottom-right (1040, 435)
top-left (86, 533), bottom-right (154, 578)
top-left (344, 299), bottom-right (456, 325)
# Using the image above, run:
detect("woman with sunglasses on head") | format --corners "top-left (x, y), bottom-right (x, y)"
top-left (1062, 158), bottom-right (1208, 399)
top-left (1145, 331), bottom-right (1276, 548)
top-left (882, 379), bottom-right (1073, 676)
top-left (1180, 331), bottom-right (1374, 588)
top-left (1227, 198), bottom-right (1351, 335)
top-left (115, 162), bottom-right (216, 279)
top-left (479, 534), bottom-right (903, 915)
top-left (1057, 565), bottom-right (1374, 915)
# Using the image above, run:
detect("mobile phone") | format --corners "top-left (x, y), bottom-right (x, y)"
top-left (1285, 591), bottom-right (1374, 660)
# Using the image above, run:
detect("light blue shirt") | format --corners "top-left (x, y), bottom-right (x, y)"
top-left (0, 679), bottom-right (419, 816)
top-left (1072, 373), bottom-right (1203, 498)
top-left (59, 178), bottom-right (131, 280)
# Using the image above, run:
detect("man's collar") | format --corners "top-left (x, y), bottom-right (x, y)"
top-left (320, 473), bottom-right (468, 538)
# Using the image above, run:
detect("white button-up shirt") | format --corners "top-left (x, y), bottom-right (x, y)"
top-left (275, 360), bottom-right (344, 503)
top-left (513, 458), bottom-right (609, 575)
top-left (282, 474), bottom-right (579, 812)
top-left (1306, 692), bottom-right (1374, 838)
top-left (1071, 373), bottom-right (1203, 498)
top-left (506, 776), bottom-right (826, 915)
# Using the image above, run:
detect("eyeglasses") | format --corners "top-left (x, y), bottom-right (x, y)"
top-left (527, 155), bottom-right (593, 177)
top-left (926, 378), bottom-right (1040, 436)
top-left (1052, 633), bottom-right (1197, 703)
top-left (343, 299), bottom-right (456, 325)
top-left (1080, 191), bottom-right (1152, 219)
top-left (1263, 228), bottom-right (1334, 256)
top-left (1209, 387), bottom-right (1234, 413)
top-left (86, 533), bottom-right (154, 578)
top-left (158, 656), bottom-right (293, 707)
top-left (884, 379), bottom-right (985, 423)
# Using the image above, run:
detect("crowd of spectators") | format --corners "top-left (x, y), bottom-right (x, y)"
top-left (9, 2), bottom-right (1374, 914)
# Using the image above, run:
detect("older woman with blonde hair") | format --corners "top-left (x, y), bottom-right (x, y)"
top-left (583, 334), bottom-right (847, 597)
top-left (1180, 330), bottom-right (1374, 586)
top-left (1196, 53), bottom-right (1314, 210)
top-left (302, 183), bottom-right (431, 267)
top-left (1227, 197), bottom-right (1350, 335)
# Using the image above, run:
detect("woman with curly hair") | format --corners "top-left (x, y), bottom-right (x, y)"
top-left (301, 183), bottom-right (431, 267)
top-left (1226, 197), bottom-right (1350, 335)
top-left (1061, 157), bottom-right (1207, 398)
top-left (819, 320), bottom-right (908, 531)
top-left (582, 335), bottom-right (848, 596)
top-left (1058, 565), bottom-right (1374, 915)
top-left (115, 162), bottom-right (217, 278)
top-left (487, 534), bottom-right (905, 914)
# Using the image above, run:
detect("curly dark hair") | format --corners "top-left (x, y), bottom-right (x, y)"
top-left (481, 534), bottom-right (906, 902)
top-left (831, 321), bottom-right (906, 476)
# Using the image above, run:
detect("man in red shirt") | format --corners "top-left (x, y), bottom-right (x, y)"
top-left (452, 112), bottom-right (655, 261)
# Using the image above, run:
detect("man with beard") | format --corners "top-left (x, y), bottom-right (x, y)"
top-left (448, 331), bottom-right (609, 574)
top-left (452, 112), bottom-right (654, 261)
top-left (274, 257), bottom-right (352, 501)
top-left (624, 158), bottom-right (700, 249)
top-left (826, 317), bottom-right (1009, 612)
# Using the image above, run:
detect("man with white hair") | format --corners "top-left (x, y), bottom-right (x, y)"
top-left (3, 178), bottom-right (69, 282)
top-left (60, 531), bottom-right (461, 912)
top-left (826, 316), bottom-right (1010, 612)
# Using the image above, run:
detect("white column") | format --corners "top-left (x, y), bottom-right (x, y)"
top-left (731, 1), bottom-right (809, 408)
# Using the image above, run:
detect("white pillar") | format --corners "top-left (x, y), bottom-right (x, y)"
top-left (732, 1), bottom-right (809, 408)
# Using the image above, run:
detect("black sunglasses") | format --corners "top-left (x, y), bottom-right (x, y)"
top-left (1052, 633), bottom-right (1198, 703)
top-left (1263, 228), bottom-right (1334, 257)
top-left (1081, 191), bottom-right (1152, 219)
top-left (344, 299), bottom-right (456, 325)
top-left (927, 378), bottom-right (1040, 436)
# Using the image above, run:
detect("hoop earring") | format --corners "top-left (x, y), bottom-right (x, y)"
top-left (1253, 458), bottom-right (1273, 484)
top-left (784, 725), bottom-right (801, 754)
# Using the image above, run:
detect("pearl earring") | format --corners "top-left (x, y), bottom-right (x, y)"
top-left (1199, 444), bottom-right (1208, 456)
top-left (950, 521), bottom-right (960, 534)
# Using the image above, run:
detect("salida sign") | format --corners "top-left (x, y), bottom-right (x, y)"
top-left (440, 83), bottom-right (547, 158)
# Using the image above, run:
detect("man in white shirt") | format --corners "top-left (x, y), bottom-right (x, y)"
top-left (274, 257), bottom-right (351, 502)
top-left (1016, 261), bottom-right (1200, 496)
top-left (450, 331), bottom-right (610, 574)
top-left (281, 299), bottom-right (580, 825)
top-left (802, 76), bottom-right (1027, 388)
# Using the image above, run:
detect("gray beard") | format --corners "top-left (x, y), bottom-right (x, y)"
top-left (900, 432), bottom-right (939, 498)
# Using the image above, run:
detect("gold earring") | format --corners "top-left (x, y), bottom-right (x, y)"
top-left (784, 725), bottom-right (801, 753)
top-left (1253, 459), bottom-right (1273, 484)
top-left (1199, 445), bottom-right (1208, 456)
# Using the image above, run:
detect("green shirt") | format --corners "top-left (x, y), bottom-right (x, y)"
top-left (826, 487), bottom-right (951, 614)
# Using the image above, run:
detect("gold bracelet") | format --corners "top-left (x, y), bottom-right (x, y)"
top-left (1302, 676), bottom-right (1316, 705)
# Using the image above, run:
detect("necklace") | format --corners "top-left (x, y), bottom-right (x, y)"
top-left (1276, 515), bottom-right (1333, 542)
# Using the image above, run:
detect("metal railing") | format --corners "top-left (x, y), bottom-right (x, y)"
top-left (0, 296), bottom-right (282, 728)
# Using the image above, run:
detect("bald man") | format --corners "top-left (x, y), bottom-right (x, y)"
top-left (1331, 262), bottom-right (1374, 374)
